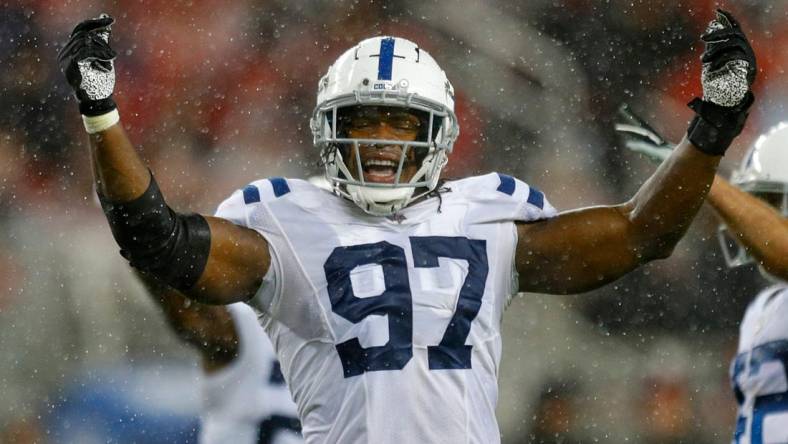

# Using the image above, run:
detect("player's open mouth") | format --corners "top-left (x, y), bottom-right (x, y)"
top-left (363, 158), bottom-right (399, 183)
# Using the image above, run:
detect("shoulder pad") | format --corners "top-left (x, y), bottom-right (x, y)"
top-left (214, 177), bottom-right (337, 223)
top-left (446, 173), bottom-right (556, 223)
top-left (239, 177), bottom-right (293, 204)
top-left (214, 177), bottom-right (294, 223)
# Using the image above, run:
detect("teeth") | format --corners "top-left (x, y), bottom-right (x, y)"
top-left (364, 159), bottom-right (397, 168)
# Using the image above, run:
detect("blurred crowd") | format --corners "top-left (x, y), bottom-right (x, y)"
top-left (1, 0), bottom-right (787, 442)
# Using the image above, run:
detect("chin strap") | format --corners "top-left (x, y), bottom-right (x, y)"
top-left (324, 142), bottom-right (449, 216)
top-left (348, 185), bottom-right (415, 216)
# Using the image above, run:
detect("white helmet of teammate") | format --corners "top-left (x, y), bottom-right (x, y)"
top-left (718, 121), bottom-right (788, 277)
top-left (310, 36), bottom-right (460, 216)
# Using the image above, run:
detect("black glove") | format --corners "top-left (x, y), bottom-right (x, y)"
top-left (686, 9), bottom-right (756, 156)
top-left (57, 14), bottom-right (117, 116)
top-left (614, 104), bottom-right (675, 164)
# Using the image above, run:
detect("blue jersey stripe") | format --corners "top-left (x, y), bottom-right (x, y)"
top-left (269, 177), bottom-right (291, 197)
top-left (496, 173), bottom-right (515, 196)
top-left (527, 186), bottom-right (544, 209)
top-left (377, 37), bottom-right (395, 81)
top-left (243, 185), bottom-right (261, 204)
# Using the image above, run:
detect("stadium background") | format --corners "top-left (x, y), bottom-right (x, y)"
top-left (1, 0), bottom-right (786, 442)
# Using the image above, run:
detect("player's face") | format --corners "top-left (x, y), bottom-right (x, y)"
top-left (341, 106), bottom-right (424, 184)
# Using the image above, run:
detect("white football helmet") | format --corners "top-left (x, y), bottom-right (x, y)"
top-left (718, 121), bottom-right (788, 275)
top-left (310, 36), bottom-right (459, 216)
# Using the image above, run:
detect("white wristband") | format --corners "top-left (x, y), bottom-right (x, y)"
top-left (82, 109), bottom-right (120, 134)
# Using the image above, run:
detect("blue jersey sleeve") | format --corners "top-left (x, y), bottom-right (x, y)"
top-left (214, 188), bottom-right (249, 225)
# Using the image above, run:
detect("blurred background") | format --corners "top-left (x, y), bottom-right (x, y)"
top-left (1, 0), bottom-right (786, 442)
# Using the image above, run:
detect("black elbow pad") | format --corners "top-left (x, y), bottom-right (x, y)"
top-left (99, 173), bottom-right (211, 291)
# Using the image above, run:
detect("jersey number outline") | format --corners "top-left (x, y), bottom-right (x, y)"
top-left (324, 236), bottom-right (488, 378)
top-left (731, 339), bottom-right (788, 444)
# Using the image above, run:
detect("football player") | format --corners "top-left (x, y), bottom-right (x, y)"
top-left (137, 275), bottom-right (302, 444)
top-left (59, 10), bottom-right (756, 443)
top-left (616, 109), bottom-right (788, 444)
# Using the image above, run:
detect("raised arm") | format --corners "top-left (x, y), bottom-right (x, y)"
top-left (59, 16), bottom-right (268, 304)
top-left (616, 106), bottom-right (788, 281)
top-left (516, 9), bottom-right (757, 294)
top-left (517, 136), bottom-right (719, 293)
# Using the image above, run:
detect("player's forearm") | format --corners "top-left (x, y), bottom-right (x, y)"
top-left (625, 136), bottom-right (720, 259)
top-left (708, 175), bottom-right (788, 279)
top-left (621, 9), bottom-right (756, 261)
top-left (59, 16), bottom-right (150, 201)
top-left (89, 123), bottom-right (151, 202)
top-left (163, 297), bottom-right (240, 370)
top-left (137, 272), bottom-right (240, 364)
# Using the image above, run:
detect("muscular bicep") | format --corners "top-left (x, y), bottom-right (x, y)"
top-left (516, 204), bottom-right (649, 294)
top-left (186, 216), bottom-right (271, 304)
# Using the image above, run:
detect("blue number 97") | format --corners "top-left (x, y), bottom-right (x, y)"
top-left (324, 237), bottom-right (488, 378)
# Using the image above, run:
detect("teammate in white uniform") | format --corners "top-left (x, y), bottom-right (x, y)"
top-left (139, 277), bottom-right (301, 444)
top-left (718, 125), bottom-right (788, 444)
top-left (59, 10), bottom-right (757, 444)
top-left (616, 114), bottom-right (788, 444)
top-left (201, 304), bottom-right (301, 444)
top-left (732, 284), bottom-right (788, 444)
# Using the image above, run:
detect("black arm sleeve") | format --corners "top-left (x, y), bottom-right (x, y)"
top-left (98, 172), bottom-right (211, 291)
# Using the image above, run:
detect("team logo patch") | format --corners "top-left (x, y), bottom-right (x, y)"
top-left (373, 79), bottom-right (409, 91)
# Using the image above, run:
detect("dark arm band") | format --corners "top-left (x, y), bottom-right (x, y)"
top-left (79, 95), bottom-right (117, 116)
top-left (686, 92), bottom-right (754, 156)
top-left (98, 172), bottom-right (211, 291)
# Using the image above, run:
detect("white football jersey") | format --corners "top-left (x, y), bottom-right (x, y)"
top-left (730, 284), bottom-right (788, 444)
top-left (200, 303), bottom-right (302, 444)
top-left (215, 173), bottom-right (556, 444)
